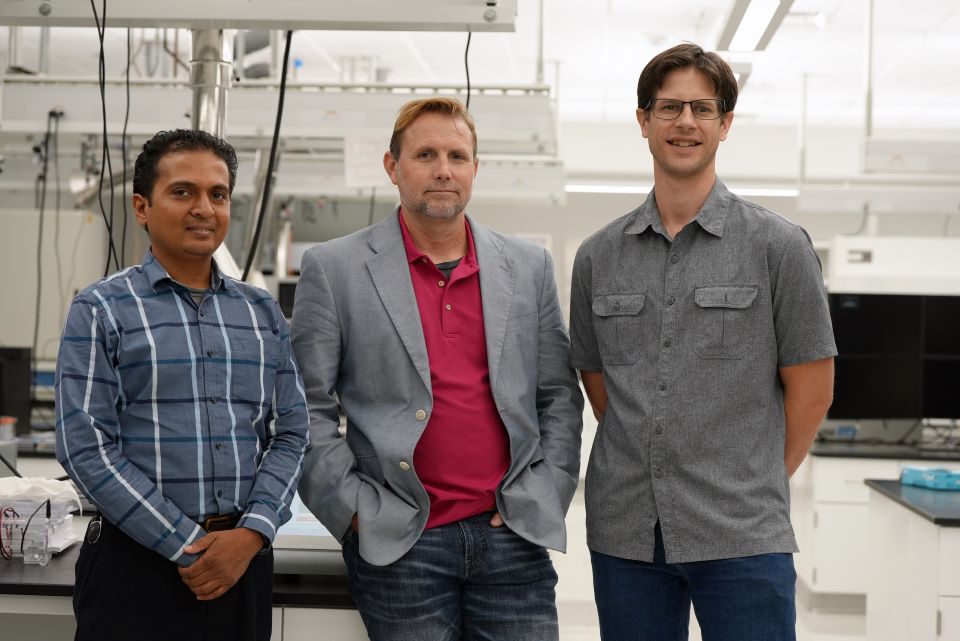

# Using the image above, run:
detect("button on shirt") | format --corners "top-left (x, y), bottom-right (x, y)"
top-left (570, 179), bottom-right (837, 564)
top-left (399, 212), bottom-right (511, 530)
top-left (56, 251), bottom-right (309, 566)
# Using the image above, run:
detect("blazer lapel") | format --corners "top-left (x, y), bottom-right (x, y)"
top-left (472, 219), bottom-right (517, 390)
top-left (366, 213), bottom-right (432, 393)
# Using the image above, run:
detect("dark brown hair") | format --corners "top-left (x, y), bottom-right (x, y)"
top-left (637, 43), bottom-right (738, 113)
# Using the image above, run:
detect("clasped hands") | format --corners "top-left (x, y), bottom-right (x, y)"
top-left (178, 527), bottom-right (263, 601)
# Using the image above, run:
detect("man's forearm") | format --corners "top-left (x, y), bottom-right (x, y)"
top-left (580, 370), bottom-right (608, 422)
top-left (781, 358), bottom-right (835, 476)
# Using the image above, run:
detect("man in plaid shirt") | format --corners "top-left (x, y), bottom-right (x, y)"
top-left (56, 129), bottom-right (308, 641)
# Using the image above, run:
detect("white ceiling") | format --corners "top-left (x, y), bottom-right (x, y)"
top-left (1, 0), bottom-right (958, 131)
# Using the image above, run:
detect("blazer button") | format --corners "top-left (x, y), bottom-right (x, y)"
top-left (415, 409), bottom-right (426, 421)
top-left (399, 461), bottom-right (410, 471)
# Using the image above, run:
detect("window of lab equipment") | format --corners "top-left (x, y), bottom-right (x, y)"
top-left (828, 293), bottom-right (960, 420)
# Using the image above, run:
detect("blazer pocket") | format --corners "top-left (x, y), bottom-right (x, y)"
top-left (592, 293), bottom-right (646, 365)
top-left (693, 286), bottom-right (759, 359)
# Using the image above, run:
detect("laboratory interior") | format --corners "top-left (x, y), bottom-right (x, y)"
top-left (0, 0), bottom-right (958, 640)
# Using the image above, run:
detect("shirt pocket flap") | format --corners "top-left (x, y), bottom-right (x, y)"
top-left (694, 286), bottom-right (758, 309)
top-left (593, 294), bottom-right (646, 316)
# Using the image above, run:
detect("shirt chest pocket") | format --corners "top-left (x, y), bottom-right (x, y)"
top-left (692, 286), bottom-right (759, 359)
top-left (592, 293), bottom-right (645, 365)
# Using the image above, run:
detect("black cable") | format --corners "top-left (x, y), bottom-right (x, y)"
top-left (464, 31), bottom-right (472, 110)
top-left (242, 30), bottom-right (294, 282)
top-left (32, 112), bottom-right (55, 395)
top-left (845, 204), bottom-right (870, 236)
top-left (20, 499), bottom-right (51, 557)
top-left (53, 109), bottom-right (65, 328)
top-left (90, 0), bottom-right (121, 275)
top-left (0, 507), bottom-right (19, 560)
top-left (121, 27), bottom-right (132, 267)
top-left (0, 451), bottom-right (23, 478)
top-left (367, 187), bottom-right (376, 226)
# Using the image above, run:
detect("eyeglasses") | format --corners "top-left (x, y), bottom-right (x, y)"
top-left (645, 98), bottom-right (726, 120)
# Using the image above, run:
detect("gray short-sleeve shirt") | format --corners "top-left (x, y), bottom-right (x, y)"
top-left (570, 178), bottom-right (837, 564)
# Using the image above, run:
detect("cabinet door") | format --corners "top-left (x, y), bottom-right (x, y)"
top-left (812, 457), bottom-right (900, 503)
top-left (811, 503), bottom-right (869, 594)
top-left (283, 606), bottom-right (367, 641)
top-left (938, 597), bottom-right (960, 640)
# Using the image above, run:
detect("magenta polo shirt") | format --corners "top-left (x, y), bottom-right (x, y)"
top-left (399, 211), bottom-right (511, 529)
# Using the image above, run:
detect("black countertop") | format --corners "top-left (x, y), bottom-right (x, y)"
top-left (812, 441), bottom-right (960, 461)
top-left (0, 545), bottom-right (355, 608)
top-left (865, 479), bottom-right (960, 526)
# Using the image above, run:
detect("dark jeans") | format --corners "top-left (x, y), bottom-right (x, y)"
top-left (591, 523), bottom-right (796, 641)
top-left (342, 512), bottom-right (559, 641)
top-left (73, 517), bottom-right (273, 641)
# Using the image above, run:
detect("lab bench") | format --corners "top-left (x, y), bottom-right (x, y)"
top-left (0, 544), bottom-right (365, 640)
top-left (790, 443), bottom-right (960, 600)
top-left (865, 479), bottom-right (960, 641)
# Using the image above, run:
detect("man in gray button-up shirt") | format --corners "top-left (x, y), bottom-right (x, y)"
top-left (570, 43), bottom-right (837, 641)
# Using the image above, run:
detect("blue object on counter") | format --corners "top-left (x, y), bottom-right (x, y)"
top-left (901, 466), bottom-right (960, 491)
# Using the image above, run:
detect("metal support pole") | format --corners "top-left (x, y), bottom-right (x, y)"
top-left (536, 0), bottom-right (545, 84)
top-left (190, 29), bottom-right (233, 137)
top-left (799, 73), bottom-right (808, 186)
top-left (38, 27), bottom-right (50, 74)
top-left (7, 27), bottom-right (22, 71)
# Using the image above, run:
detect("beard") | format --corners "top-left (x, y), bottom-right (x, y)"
top-left (411, 199), bottom-right (465, 219)
top-left (409, 189), bottom-right (467, 220)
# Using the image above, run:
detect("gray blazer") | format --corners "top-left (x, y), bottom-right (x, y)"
top-left (290, 210), bottom-right (583, 566)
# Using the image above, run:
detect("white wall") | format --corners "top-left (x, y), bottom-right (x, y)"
top-left (0, 209), bottom-right (108, 364)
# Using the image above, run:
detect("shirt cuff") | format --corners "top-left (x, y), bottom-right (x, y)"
top-left (237, 505), bottom-right (280, 547)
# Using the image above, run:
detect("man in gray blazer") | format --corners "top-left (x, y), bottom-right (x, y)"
top-left (291, 97), bottom-right (583, 641)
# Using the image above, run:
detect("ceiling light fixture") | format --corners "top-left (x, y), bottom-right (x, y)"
top-left (716, 0), bottom-right (795, 52)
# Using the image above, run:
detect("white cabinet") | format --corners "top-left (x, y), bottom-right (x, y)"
top-left (865, 485), bottom-right (960, 641)
top-left (791, 455), bottom-right (899, 595)
top-left (792, 454), bottom-right (960, 598)
top-left (939, 597), bottom-right (960, 640)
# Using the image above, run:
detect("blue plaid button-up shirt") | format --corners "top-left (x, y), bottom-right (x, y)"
top-left (56, 251), bottom-right (309, 566)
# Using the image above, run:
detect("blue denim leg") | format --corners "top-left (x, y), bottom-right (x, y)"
top-left (591, 530), bottom-right (691, 641)
top-left (591, 523), bottom-right (796, 641)
top-left (342, 525), bottom-right (461, 641)
top-left (684, 551), bottom-right (796, 641)
top-left (341, 514), bottom-right (559, 641)
top-left (460, 516), bottom-right (559, 641)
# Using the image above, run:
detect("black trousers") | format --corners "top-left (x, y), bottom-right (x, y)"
top-left (73, 517), bottom-right (273, 641)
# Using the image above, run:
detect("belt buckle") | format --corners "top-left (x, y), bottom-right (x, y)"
top-left (201, 514), bottom-right (236, 532)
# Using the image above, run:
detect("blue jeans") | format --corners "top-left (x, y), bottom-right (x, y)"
top-left (591, 523), bottom-right (796, 641)
top-left (342, 512), bottom-right (559, 641)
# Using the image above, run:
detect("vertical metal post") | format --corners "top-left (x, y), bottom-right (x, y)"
top-left (7, 27), bottom-right (22, 71)
top-left (798, 73), bottom-right (808, 185)
top-left (234, 31), bottom-right (247, 80)
top-left (536, 0), bottom-right (545, 84)
top-left (190, 29), bottom-right (233, 137)
top-left (38, 27), bottom-right (50, 74)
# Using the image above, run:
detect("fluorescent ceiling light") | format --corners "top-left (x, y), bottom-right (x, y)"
top-left (565, 184), bottom-right (798, 198)
top-left (717, 0), bottom-right (795, 52)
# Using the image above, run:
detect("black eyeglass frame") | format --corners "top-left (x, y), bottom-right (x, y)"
top-left (644, 98), bottom-right (727, 120)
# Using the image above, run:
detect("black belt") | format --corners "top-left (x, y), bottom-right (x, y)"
top-left (197, 513), bottom-right (241, 532)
